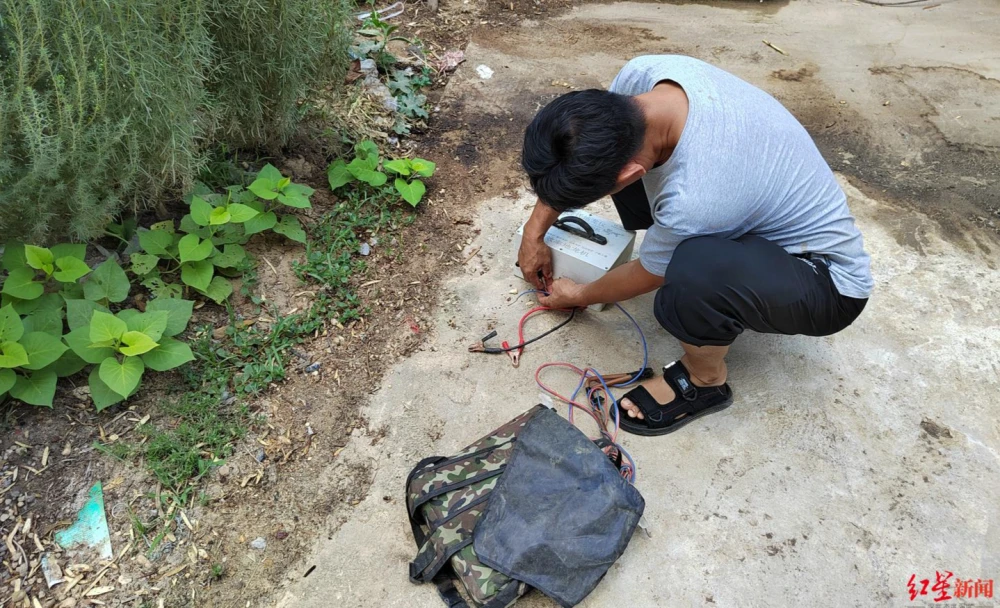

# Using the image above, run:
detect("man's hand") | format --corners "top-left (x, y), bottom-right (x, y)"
top-left (518, 237), bottom-right (553, 291)
top-left (518, 200), bottom-right (561, 290)
top-left (538, 278), bottom-right (586, 309)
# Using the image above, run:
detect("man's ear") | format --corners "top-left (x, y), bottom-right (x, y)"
top-left (613, 161), bottom-right (646, 192)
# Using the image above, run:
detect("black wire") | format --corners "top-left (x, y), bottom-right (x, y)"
top-left (480, 307), bottom-right (578, 353)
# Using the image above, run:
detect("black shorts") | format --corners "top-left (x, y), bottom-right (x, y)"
top-left (611, 180), bottom-right (868, 347)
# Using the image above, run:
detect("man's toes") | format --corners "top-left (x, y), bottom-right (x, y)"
top-left (620, 398), bottom-right (644, 420)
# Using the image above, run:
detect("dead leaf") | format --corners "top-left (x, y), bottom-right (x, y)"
top-left (85, 586), bottom-right (115, 597)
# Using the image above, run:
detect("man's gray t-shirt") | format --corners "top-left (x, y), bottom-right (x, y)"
top-left (609, 55), bottom-right (873, 299)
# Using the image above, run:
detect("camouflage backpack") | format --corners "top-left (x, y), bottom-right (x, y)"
top-left (405, 406), bottom-right (544, 608)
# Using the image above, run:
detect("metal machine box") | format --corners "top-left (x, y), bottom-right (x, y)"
top-left (514, 210), bottom-right (636, 311)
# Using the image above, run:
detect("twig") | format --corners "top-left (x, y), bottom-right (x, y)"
top-left (762, 40), bottom-right (788, 55)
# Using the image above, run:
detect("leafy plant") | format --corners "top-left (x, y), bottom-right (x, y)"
top-left (326, 141), bottom-right (435, 207)
top-left (0, 241), bottom-right (197, 409)
top-left (0, 0), bottom-right (352, 243)
top-left (65, 303), bottom-right (195, 410)
top-left (129, 164), bottom-right (313, 303)
top-left (351, 8), bottom-right (410, 70)
top-left (388, 67), bottom-right (432, 122)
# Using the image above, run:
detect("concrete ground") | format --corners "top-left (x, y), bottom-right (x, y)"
top-left (279, 1), bottom-right (1000, 606)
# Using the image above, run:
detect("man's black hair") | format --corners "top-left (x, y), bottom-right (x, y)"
top-left (521, 89), bottom-right (646, 211)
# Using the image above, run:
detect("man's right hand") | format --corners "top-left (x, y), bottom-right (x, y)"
top-left (519, 199), bottom-right (561, 290)
top-left (518, 236), bottom-right (553, 291)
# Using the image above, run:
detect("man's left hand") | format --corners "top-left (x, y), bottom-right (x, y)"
top-left (537, 278), bottom-right (587, 309)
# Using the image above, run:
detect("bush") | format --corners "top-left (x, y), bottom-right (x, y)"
top-left (0, 0), bottom-right (351, 244)
top-left (208, 0), bottom-right (353, 149)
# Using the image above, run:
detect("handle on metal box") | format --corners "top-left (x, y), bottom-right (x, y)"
top-left (553, 216), bottom-right (607, 245)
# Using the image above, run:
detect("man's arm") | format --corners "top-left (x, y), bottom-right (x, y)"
top-left (537, 258), bottom-right (663, 308)
top-left (517, 200), bottom-right (562, 290)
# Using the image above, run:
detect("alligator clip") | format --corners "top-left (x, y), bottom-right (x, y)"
top-left (502, 341), bottom-right (520, 368)
top-left (468, 330), bottom-right (498, 353)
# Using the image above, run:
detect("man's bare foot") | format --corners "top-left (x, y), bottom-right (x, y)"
top-left (620, 359), bottom-right (727, 420)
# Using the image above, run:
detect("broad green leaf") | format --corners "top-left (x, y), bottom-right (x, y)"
top-left (211, 244), bottom-right (247, 269)
top-left (138, 228), bottom-right (176, 257)
top-left (0, 304), bottom-right (24, 342)
top-left (22, 309), bottom-right (63, 336)
top-left (44, 350), bottom-right (88, 378)
top-left (211, 223), bottom-right (247, 246)
top-left (53, 256), bottom-right (91, 283)
top-left (395, 178), bottom-right (426, 207)
top-left (410, 158), bottom-right (436, 177)
top-left (383, 159), bottom-right (411, 176)
top-left (141, 337), bottom-right (195, 371)
top-left (24, 245), bottom-right (54, 274)
top-left (145, 298), bottom-right (194, 337)
top-left (10, 370), bottom-right (57, 407)
top-left (65, 326), bottom-right (116, 364)
top-left (227, 203), bottom-right (260, 223)
top-left (0, 368), bottom-right (14, 395)
top-left (34, 293), bottom-right (63, 312)
top-left (143, 276), bottom-right (183, 300)
top-left (99, 356), bottom-right (144, 398)
top-left (243, 211), bottom-right (277, 236)
top-left (119, 331), bottom-right (159, 356)
top-left (0, 341), bottom-right (29, 368)
top-left (116, 309), bottom-right (140, 324)
top-left (277, 177), bottom-right (292, 190)
top-left (276, 183), bottom-right (314, 209)
top-left (209, 206), bottom-right (232, 225)
top-left (84, 259), bottom-right (130, 303)
top-left (126, 311), bottom-right (169, 342)
top-left (190, 196), bottom-right (214, 226)
top-left (2, 241), bottom-right (26, 271)
top-left (181, 260), bottom-right (213, 291)
top-left (59, 283), bottom-right (84, 301)
top-left (66, 299), bottom-right (108, 331)
top-left (347, 158), bottom-right (387, 186)
top-left (327, 160), bottom-right (354, 190)
top-left (257, 163), bottom-right (283, 183)
top-left (197, 276), bottom-right (233, 304)
top-left (20, 331), bottom-right (68, 370)
top-left (2, 294), bottom-right (39, 315)
top-left (2, 268), bottom-right (44, 300)
top-left (273, 215), bottom-right (307, 244)
top-left (150, 220), bottom-right (175, 233)
top-left (90, 310), bottom-right (127, 343)
top-left (50, 243), bottom-right (87, 261)
top-left (89, 366), bottom-right (125, 411)
top-left (179, 214), bottom-right (211, 238)
top-left (248, 177), bottom-right (279, 200)
top-left (355, 140), bottom-right (380, 168)
top-left (178, 234), bottom-right (213, 263)
top-left (129, 253), bottom-right (160, 276)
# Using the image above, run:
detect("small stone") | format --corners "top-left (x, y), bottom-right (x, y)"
top-left (217, 465), bottom-right (231, 480)
top-left (359, 243), bottom-right (371, 256)
top-left (250, 537), bottom-right (267, 550)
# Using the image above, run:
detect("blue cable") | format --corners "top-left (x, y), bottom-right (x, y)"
top-left (511, 289), bottom-right (649, 484)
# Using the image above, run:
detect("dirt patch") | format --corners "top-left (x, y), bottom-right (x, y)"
top-left (920, 418), bottom-right (954, 440)
top-left (766, 62), bottom-right (1000, 249)
top-left (771, 64), bottom-right (817, 82)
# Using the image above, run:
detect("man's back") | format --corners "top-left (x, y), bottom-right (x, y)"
top-left (610, 55), bottom-right (873, 299)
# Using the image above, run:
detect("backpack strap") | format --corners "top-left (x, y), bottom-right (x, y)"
top-left (409, 503), bottom-right (487, 583)
top-left (434, 577), bottom-right (470, 608)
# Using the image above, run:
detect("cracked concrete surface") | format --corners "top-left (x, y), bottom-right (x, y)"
top-left (278, 1), bottom-right (1000, 606)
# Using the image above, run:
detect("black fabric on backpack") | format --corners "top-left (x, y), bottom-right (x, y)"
top-left (472, 407), bottom-right (645, 608)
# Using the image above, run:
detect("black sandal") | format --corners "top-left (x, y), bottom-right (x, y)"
top-left (617, 361), bottom-right (733, 436)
